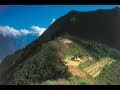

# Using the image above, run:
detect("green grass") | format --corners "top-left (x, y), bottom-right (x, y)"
top-left (95, 60), bottom-right (120, 85)
top-left (63, 33), bottom-right (120, 60)
top-left (64, 43), bottom-right (88, 58)
top-left (68, 76), bottom-right (91, 85)
top-left (40, 79), bottom-right (71, 85)
top-left (9, 41), bottom-right (71, 85)
top-left (40, 76), bottom-right (91, 85)
top-left (6, 34), bottom-right (120, 85)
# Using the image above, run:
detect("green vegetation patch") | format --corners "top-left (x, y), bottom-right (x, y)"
top-left (9, 41), bottom-right (71, 85)
top-left (68, 76), bottom-right (91, 85)
top-left (96, 61), bottom-right (120, 85)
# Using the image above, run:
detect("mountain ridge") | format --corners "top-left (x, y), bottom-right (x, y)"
top-left (36, 7), bottom-right (120, 50)
top-left (0, 8), bottom-right (120, 85)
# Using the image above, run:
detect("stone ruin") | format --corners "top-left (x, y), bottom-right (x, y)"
top-left (71, 55), bottom-right (93, 62)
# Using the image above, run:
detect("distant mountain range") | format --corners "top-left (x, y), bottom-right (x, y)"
top-left (0, 7), bottom-right (120, 85)
top-left (0, 32), bottom-right (38, 62)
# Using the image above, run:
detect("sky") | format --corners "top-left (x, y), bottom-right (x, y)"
top-left (0, 5), bottom-right (120, 30)
top-left (0, 5), bottom-right (120, 41)
top-left (0, 5), bottom-right (120, 45)
top-left (0, 5), bottom-right (120, 60)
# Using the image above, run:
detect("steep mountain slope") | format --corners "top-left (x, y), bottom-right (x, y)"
top-left (0, 7), bottom-right (120, 85)
top-left (39, 7), bottom-right (120, 50)
top-left (0, 33), bottom-right (120, 85)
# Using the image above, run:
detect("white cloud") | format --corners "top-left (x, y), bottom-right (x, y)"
top-left (19, 29), bottom-right (32, 35)
top-left (0, 25), bottom-right (46, 38)
top-left (31, 25), bottom-right (46, 36)
top-left (51, 18), bottom-right (56, 24)
top-left (0, 26), bottom-right (21, 37)
top-left (0, 18), bottom-right (57, 38)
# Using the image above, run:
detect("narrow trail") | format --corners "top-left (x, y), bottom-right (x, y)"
top-left (68, 65), bottom-right (88, 78)
top-left (64, 60), bottom-right (87, 78)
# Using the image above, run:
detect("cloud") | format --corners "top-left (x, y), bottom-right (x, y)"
top-left (0, 26), bottom-right (32, 37)
top-left (0, 25), bottom-right (46, 38)
top-left (0, 26), bottom-right (19, 37)
top-left (0, 25), bottom-right (46, 61)
top-left (19, 29), bottom-right (32, 35)
top-left (51, 18), bottom-right (56, 24)
top-left (31, 25), bottom-right (46, 36)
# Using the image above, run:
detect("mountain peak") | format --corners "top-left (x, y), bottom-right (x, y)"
top-left (1, 7), bottom-right (120, 85)
top-left (67, 7), bottom-right (120, 16)
top-left (67, 10), bottom-right (80, 15)
top-left (112, 6), bottom-right (120, 10)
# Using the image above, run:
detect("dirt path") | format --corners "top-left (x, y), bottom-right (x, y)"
top-left (68, 65), bottom-right (88, 78)
top-left (65, 57), bottom-right (115, 77)
top-left (66, 64), bottom-right (97, 84)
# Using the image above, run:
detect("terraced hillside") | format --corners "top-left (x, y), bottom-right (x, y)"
top-left (65, 57), bottom-right (115, 78)
top-left (83, 58), bottom-right (115, 78)
top-left (0, 34), bottom-right (120, 85)
top-left (60, 34), bottom-right (120, 85)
